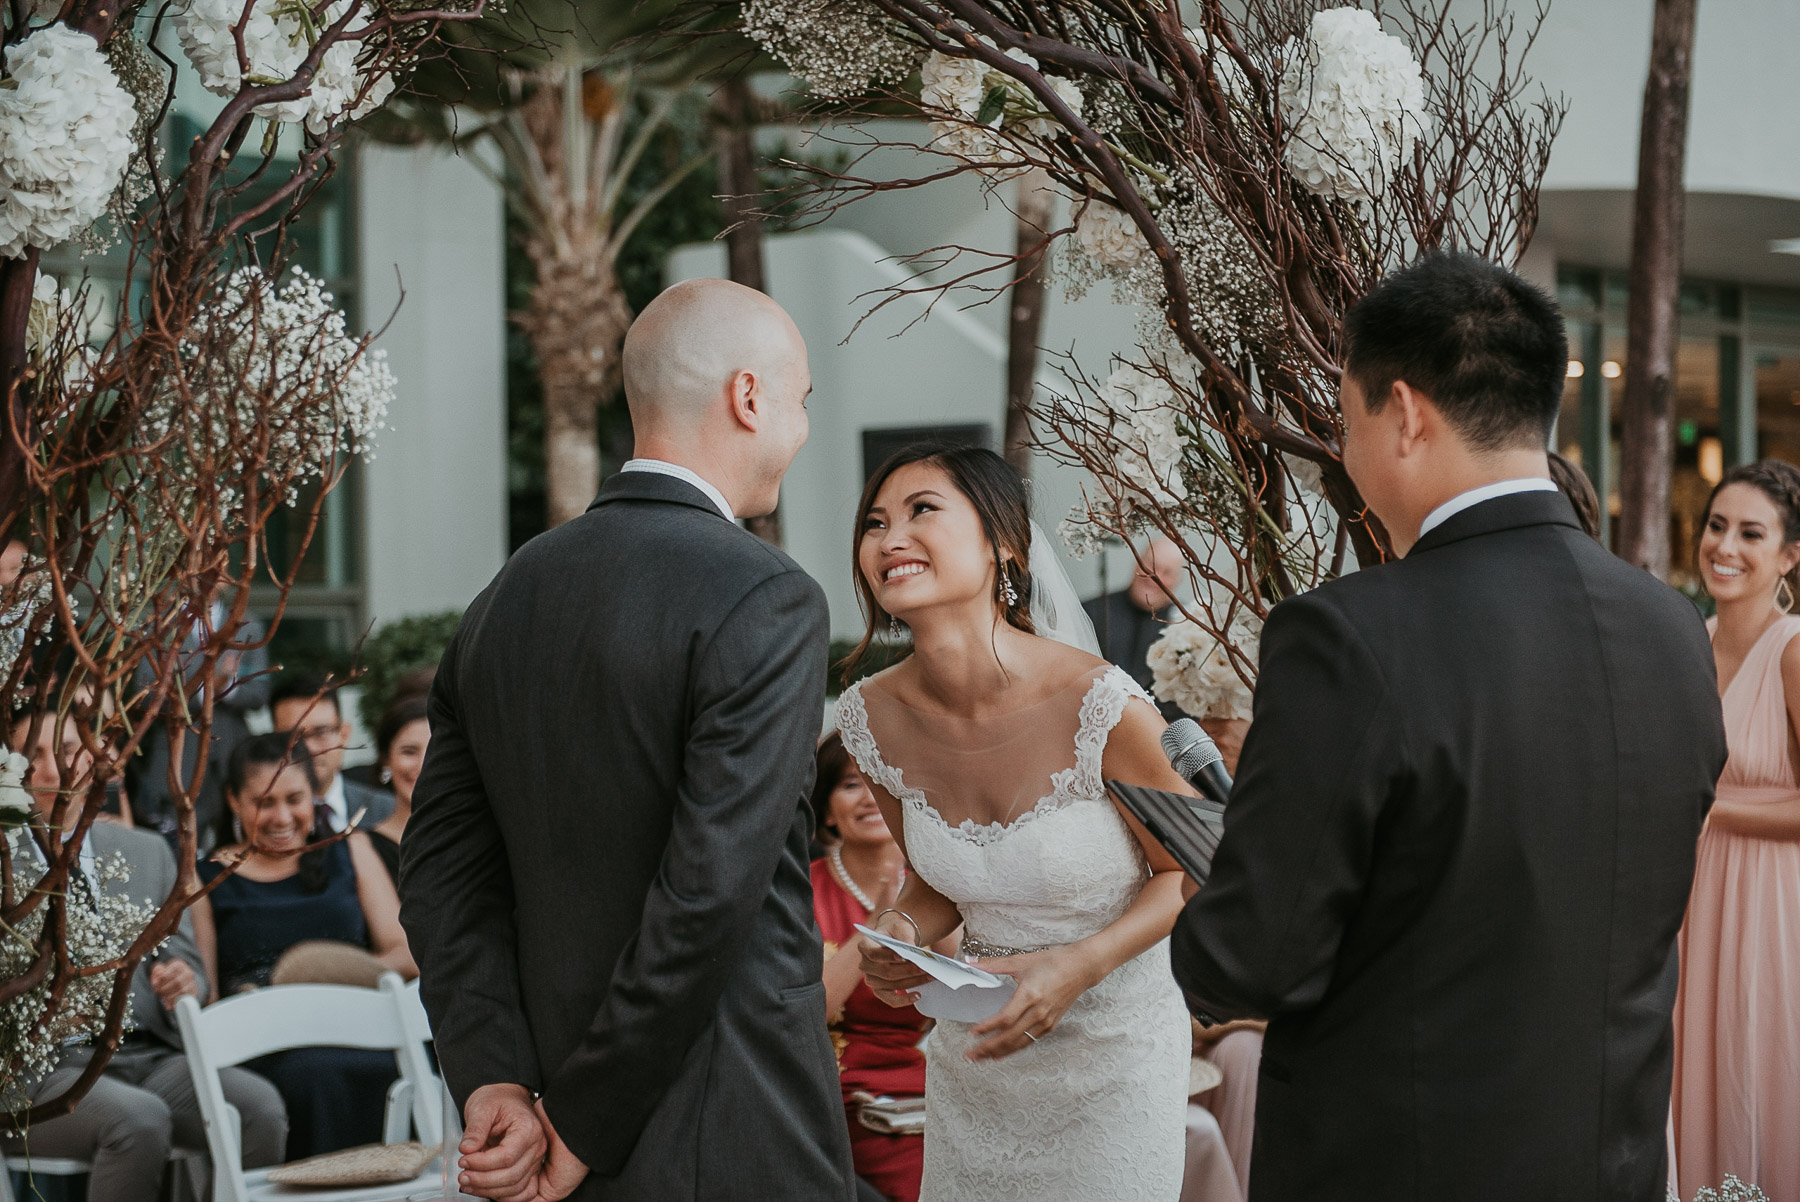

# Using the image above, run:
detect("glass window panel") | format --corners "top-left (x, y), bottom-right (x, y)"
top-left (1756, 353), bottom-right (1800, 466)
top-left (1556, 266), bottom-right (1601, 313)
top-left (1747, 289), bottom-right (1800, 329)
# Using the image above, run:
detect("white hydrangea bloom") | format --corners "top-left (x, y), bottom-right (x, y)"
top-left (1076, 201), bottom-right (1150, 270)
top-left (742, 0), bottom-right (918, 99)
top-left (0, 751), bottom-right (31, 820)
top-left (1148, 609), bottom-right (1260, 721)
top-left (147, 266), bottom-right (392, 500)
top-left (172, 0), bottom-right (393, 131)
top-left (1027, 74), bottom-right (1084, 137)
top-left (1282, 451), bottom-right (1326, 497)
top-left (1278, 7), bottom-right (1426, 204)
top-left (0, 25), bottom-right (137, 259)
top-left (1097, 363), bottom-right (1188, 501)
top-left (921, 49), bottom-right (990, 116)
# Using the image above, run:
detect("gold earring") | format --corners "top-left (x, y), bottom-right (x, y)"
top-left (1780, 578), bottom-right (1795, 614)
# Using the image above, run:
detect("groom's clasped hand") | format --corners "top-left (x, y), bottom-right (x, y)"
top-left (455, 1084), bottom-right (587, 1202)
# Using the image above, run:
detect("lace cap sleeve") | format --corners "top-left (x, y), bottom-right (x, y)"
top-left (832, 682), bottom-right (917, 804)
top-left (1073, 667), bottom-right (1159, 794)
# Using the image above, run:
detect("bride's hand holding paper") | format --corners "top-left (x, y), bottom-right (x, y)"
top-left (965, 945), bottom-right (1104, 1062)
top-left (860, 912), bottom-right (935, 1007)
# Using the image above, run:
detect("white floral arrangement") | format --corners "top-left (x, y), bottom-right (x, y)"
top-left (172, 0), bottom-right (395, 133)
top-left (1689, 1178), bottom-right (1770, 1202)
top-left (0, 24), bottom-right (137, 259)
top-left (918, 44), bottom-right (1082, 165)
top-left (1075, 201), bottom-right (1150, 271)
top-left (0, 751), bottom-right (32, 826)
top-left (1147, 607), bottom-right (1260, 722)
top-left (1, 843), bottom-right (155, 1104)
top-left (741, 0), bottom-right (918, 99)
top-left (1278, 7), bottom-right (1427, 204)
top-left (1094, 362), bottom-right (1190, 502)
top-left (146, 265), bottom-right (392, 498)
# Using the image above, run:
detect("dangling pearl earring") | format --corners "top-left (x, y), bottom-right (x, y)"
top-left (888, 614), bottom-right (902, 637)
top-left (1000, 573), bottom-right (1019, 607)
top-left (380, 766), bottom-right (392, 785)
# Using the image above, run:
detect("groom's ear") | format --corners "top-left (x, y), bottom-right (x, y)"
top-left (726, 367), bottom-right (761, 432)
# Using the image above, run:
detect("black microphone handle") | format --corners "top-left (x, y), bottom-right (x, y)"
top-left (1192, 759), bottom-right (1233, 808)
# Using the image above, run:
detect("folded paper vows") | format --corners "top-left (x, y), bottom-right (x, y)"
top-left (855, 924), bottom-right (1018, 1023)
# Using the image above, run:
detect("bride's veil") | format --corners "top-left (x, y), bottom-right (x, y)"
top-left (1027, 520), bottom-right (1102, 657)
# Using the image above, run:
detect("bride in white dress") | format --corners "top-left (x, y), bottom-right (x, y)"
top-left (835, 444), bottom-right (1195, 1201)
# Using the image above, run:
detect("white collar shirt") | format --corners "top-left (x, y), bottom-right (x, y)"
top-left (1417, 477), bottom-right (1558, 541)
top-left (319, 775), bottom-right (347, 833)
top-left (619, 459), bottom-right (736, 522)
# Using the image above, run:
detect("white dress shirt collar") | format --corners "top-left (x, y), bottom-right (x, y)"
top-left (1417, 477), bottom-right (1558, 541)
top-left (619, 459), bottom-right (736, 522)
top-left (319, 774), bottom-right (347, 832)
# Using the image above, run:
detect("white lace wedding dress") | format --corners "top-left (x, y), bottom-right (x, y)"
top-left (836, 664), bottom-right (1188, 1201)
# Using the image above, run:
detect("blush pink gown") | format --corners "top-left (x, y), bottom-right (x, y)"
top-left (1672, 615), bottom-right (1800, 1201)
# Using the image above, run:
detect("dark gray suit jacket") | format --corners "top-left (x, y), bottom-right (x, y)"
top-left (400, 472), bottom-right (853, 1202)
top-left (90, 823), bottom-right (208, 1048)
top-left (1171, 491), bottom-right (1728, 1201)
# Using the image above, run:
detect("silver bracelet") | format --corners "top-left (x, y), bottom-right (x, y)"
top-left (870, 907), bottom-right (922, 942)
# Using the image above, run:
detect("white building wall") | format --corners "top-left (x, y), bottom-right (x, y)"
top-left (356, 143), bottom-right (508, 625)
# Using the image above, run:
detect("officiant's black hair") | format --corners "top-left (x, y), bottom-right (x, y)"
top-left (1344, 251), bottom-right (1566, 451)
top-left (843, 443), bottom-right (1035, 685)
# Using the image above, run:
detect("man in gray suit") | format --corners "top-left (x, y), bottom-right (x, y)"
top-left (401, 279), bottom-right (853, 1202)
top-left (270, 674), bottom-right (394, 832)
top-left (6, 711), bottom-right (286, 1202)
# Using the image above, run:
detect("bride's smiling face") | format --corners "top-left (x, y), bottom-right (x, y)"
top-left (860, 461), bottom-right (1001, 622)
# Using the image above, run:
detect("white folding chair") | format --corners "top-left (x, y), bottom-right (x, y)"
top-left (380, 977), bottom-right (441, 1148)
top-left (1, 1156), bottom-right (88, 1202)
top-left (175, 975), bottom-right (440, 1202)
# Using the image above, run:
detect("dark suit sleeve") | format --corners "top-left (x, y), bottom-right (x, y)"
top-left (131, 837), bottom-right (206, 1042)
top-left (399, 623), bottom-right (545, 1101)
top-left (1170, 591), bottom-right (1404, 1019)
top-left (219, 617), bottom-right (270, 714)
top-left (540, 568), bottom-right (829, 1176)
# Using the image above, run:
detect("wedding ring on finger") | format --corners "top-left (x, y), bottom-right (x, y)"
top-left (1024, 1030), bottom-right (1039, 1043)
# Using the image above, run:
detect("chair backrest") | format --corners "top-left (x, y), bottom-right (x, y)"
top-left (386, 976), bottom-right (442, 1146)
top-left (178, 975), bottom-right (431, 1202)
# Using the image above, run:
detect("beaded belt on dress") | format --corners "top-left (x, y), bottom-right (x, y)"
top-left (959, 933), bottom-right (1055, 960)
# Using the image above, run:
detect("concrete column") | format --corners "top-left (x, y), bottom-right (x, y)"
top-left (355, 142), bottom-right (507, 626)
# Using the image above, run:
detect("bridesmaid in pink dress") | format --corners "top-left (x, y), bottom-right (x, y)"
top-left (1674, 460), bottom-right (1800, 1201)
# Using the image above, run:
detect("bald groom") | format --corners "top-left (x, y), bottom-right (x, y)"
top-left (401, 280), bottom-right (854, 1202)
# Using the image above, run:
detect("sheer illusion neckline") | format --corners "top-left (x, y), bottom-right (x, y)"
top-left (839, 666), bottom-right (1144, 847)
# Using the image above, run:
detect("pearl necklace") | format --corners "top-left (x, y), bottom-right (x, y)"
top-left (829, 844), bottom-right (899, 913)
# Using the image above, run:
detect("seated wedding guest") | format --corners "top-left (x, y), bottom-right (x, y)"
top-left (366, 694), bottom-right (429, 884)
top-left (191, 734), bottom-right (415, 1159)
top-left (1547, 450), bottom-right (1602, 540)
top-left (344, 667), bottom-right (435, 790)
top-left (1673, 459), bottom-right (1800, 1201)
top-left (1191, 1020), bottom-right (1264, 1200)
top-left (811, 732), bottom-right (926, 1202)
top-left (1083, 537), bottom-right (1183, 712)
top-left (269, 673), bottom-right (393, 832)
top-left (4, 711), bottom-right (286, 1201)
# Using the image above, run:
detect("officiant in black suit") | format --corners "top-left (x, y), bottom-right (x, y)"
top-left (1170, 252), bottom-right (1727, 1201)
top-left (400, 279), bottom-right (853, 1202)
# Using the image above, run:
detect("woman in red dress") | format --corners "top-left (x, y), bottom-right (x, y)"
top-left (813, 732), bottom-right (927, 1202)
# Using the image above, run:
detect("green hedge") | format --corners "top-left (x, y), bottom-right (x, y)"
top-left (357, 611), bottom-right (463, 730)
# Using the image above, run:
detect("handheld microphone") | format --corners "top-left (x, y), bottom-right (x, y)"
top-left (1161, 719), bottom-right (1233, 808)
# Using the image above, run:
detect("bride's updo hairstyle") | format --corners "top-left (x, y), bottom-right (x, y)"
top-left (843, 443), bottom-right (1035, 682)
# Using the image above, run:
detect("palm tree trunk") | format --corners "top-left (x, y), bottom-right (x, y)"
top-left (1617, 0), bottom-right (1698, 577)
top-left (715, 76), bottom-right (782, 545)
top-left (1004, 171), bottom-right (1054, 473)
top-left (520, 237), bottom-right (634, 528)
